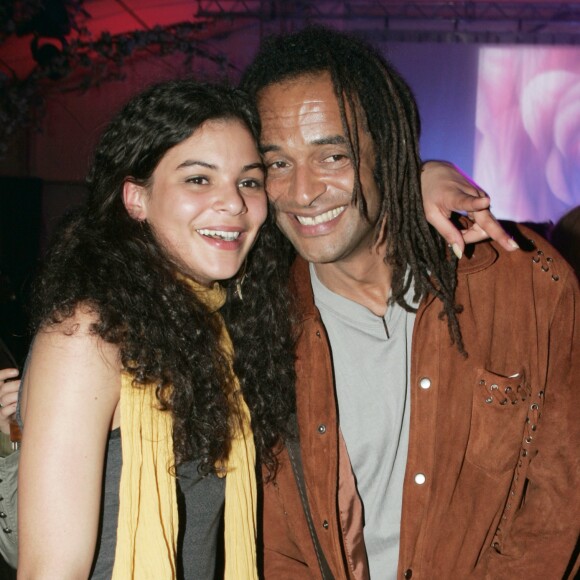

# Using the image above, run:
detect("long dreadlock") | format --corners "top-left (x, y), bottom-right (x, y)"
top-left (241, 25), bottom-right (464, 353)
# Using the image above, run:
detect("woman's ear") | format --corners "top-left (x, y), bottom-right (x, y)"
top-left (122, 181), bottom-right (148, 221)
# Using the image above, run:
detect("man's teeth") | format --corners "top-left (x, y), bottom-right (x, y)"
top-left (296, 206), bottom-right (346, 226)
top-left (197, 229), bottom-right (241, 241)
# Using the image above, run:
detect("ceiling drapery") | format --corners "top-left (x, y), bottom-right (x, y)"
top-left (0, 0), bottom-right (579, 155)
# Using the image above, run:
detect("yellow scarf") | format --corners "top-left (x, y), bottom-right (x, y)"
top-left (112, 281), bottom-right (258, 579)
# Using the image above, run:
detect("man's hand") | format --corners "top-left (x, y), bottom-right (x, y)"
top-left (0, 368), bottom-right (19, 436)
top-left (421, 160), bottom-right (519, 258)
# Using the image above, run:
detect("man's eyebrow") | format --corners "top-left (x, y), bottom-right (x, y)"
top-left (312, 135), bottom-right (348, 146)
top-left (259, 144), bottom-right (280, 155)
top-left (259, 135), bottom-right (347, 155)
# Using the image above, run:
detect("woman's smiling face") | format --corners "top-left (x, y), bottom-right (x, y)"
top-left (123, 119), bottom-right (267, 285)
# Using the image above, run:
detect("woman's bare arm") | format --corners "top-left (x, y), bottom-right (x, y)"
top-left (18, 308), bottom-right (121, 579)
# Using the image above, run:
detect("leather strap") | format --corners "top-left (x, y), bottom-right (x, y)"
top-left (286, 433), bottom-right (336, 580)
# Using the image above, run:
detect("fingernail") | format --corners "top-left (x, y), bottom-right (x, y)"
top-left (508, 239), bottom-right (519, 250)
top-left (452, 243), bottom-right (463, 260)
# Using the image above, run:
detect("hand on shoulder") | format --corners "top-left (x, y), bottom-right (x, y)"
top-left (0, 368), bottom-right (19, 436)
top-left (421, 160), bottom-right (520, 257)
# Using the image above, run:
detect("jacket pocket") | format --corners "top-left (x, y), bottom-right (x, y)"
top-left (465, 368), bottom-right (530, 475)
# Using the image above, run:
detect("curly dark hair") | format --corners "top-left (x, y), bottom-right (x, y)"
top-left (241, 26), bottom-right (464, 351)
top-left (31, 80), bottom-right (296, 474)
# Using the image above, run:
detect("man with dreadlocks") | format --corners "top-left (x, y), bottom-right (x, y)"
top-left (241, 26), bottom-right (579, 579)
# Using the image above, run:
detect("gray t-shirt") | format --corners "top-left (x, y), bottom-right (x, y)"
top-left (311, 264), bottom-right (415, 579)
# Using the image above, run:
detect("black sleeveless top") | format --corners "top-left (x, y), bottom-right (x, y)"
top-left (90, 429), bottom-right (225, 579)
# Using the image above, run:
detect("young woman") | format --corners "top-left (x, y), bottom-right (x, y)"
top-left (17, 80), bottom-right (296, 579)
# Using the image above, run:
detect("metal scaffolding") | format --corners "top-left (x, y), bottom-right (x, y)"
top-left (194, 1), bottom-right (580, 44)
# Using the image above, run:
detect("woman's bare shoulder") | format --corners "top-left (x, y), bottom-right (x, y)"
top-left (35, 303), bottom-right (120, 368)
top-left (20, 303), bottom-right (122, 425)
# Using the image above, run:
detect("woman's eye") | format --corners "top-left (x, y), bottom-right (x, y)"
top-left (240, 178), bottom-right (263, 189)
top-left (186, 176), bottom-right (209, 185)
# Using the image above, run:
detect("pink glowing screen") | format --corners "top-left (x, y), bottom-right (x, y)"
top-left (473, 47), bottom-right (580, 223)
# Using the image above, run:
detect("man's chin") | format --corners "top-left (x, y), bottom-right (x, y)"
top-left (294, 245), bottom-right (344, 265)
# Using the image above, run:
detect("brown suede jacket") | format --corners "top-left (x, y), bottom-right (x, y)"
top-left (262, 227), bottom-right (580, 580)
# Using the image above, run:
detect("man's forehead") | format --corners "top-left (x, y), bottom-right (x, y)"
top-left (257, 72), bottom-right (347, 136)
top-left (258, 72), bottom-right (336, 109)
top-left (259, 72), bottom-right (367, 128)
top-left (257, 73), bottom-right (375, 166)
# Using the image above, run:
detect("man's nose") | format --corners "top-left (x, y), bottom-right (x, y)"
top-left (289, 164), bottom-right (326, 207)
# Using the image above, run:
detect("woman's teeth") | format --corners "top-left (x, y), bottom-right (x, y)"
top-left (197, 229), bottom-right (241, 241)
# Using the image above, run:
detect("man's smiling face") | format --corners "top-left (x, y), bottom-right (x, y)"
top-left (257, 71), bottom-right (382, 266)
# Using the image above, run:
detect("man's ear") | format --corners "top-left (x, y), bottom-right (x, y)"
top-left (123, 181), bottom-right (148, 221)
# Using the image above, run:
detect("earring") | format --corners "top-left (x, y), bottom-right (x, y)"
top-left (235, 259), bottom-right (248, 301)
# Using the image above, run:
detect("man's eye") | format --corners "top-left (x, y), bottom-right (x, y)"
top-left (186, 176), bottom-right (209, 185)
top-left (324, 154), bottom-right (348, 163)
top-left (268, 160), bottom-right (288, 169)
